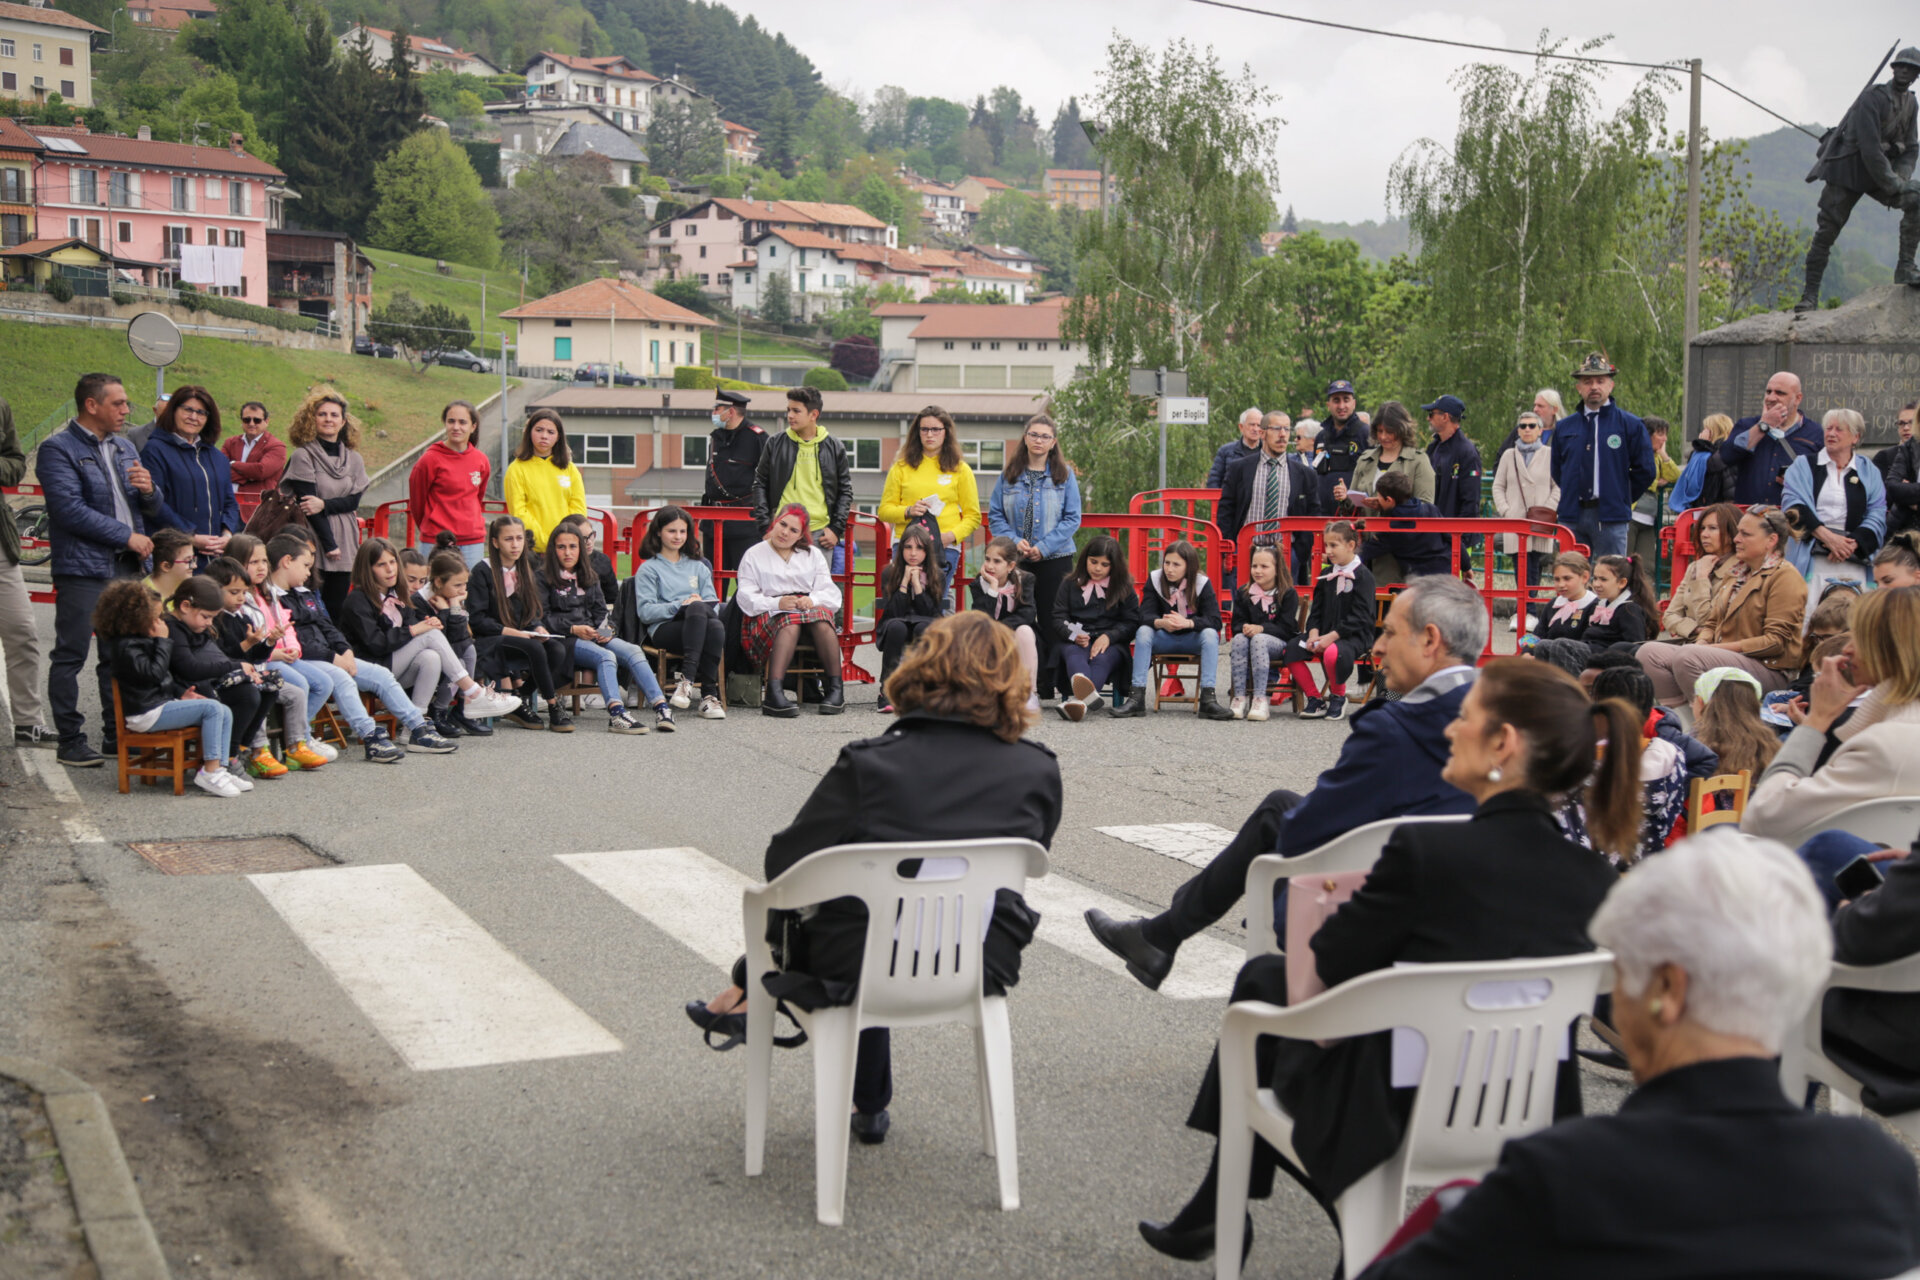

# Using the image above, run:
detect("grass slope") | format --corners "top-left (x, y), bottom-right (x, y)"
top-left (0, 320), bottom-right (510, 475)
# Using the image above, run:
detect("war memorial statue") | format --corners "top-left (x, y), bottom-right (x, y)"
top-left (1799, 45), bottom-right (1920, 312)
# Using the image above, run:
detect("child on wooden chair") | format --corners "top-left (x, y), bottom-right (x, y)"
top-left (1122, 540), bottom-right (1232, 719)
top-left (1284, 521), bottom-right (1377, 721)
top-left (1227, 542), bottom-right (1298, 721)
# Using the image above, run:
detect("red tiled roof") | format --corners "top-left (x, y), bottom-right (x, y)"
top-left (774, 200), bottom-right (887, 230)
top-left (871, 302), bottom-right (938, 318)
top-left (24, 127), bottom-right (284, 178)
top-left (908, 306), bottom-right (1061, 341)
top-left (351, 24), bottom-right (491, 65)
top-left (500, 276), bottom-right (717, 326)
top-left (967, 176), bottom-right (1011, 190)
top-left (0, 118), bottom-right (45, 153)
top-left (0, 2), bottom-right (105, 33)
top-left (956, 252), bottom-right (1027, 281)
top-left (758, 227), bottom-right (853, 255)
top-left (530, 50), bottom-right (659, 82)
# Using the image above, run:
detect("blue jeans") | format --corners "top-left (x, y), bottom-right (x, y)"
top-left (572, 637), bottom-right (665, 708)
top-left (354, 662), bottom-right (428, 731)
top-left (1132, 626), bottom-right (1220, 690)
top-left (1567, 511), bottom-right (1629, 557)
top-left (264, 660), bottom-right (315, 735)
top-left (1798, 831), bottom-right (1879, 912)
top-left (285, 658), bottom-right (374, 738)
top-left (417, 541), bottom-right (486, 569)
top-left (145, 698), bottom-right (234, 765)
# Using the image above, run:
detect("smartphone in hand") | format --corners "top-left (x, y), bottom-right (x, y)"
top-left (1835, 854), bottom-right (1887, 902)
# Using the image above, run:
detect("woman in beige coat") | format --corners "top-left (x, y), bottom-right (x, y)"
top-left (1492, 412), bottom-right (1558, 630)
top-left (1744, 585), bottom-right (1920, 840)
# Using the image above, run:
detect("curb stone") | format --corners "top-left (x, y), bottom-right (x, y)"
top-left (0, 1053), bottom-right (170, 1280)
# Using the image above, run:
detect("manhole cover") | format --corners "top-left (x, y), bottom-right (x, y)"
top-left (128, 835), bottom-right (331, 876)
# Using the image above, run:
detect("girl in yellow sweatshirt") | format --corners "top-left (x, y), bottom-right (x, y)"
top-left (877, 407), bottom-right (981, 583)
top-left (504, 410), bottom-right (588, 551)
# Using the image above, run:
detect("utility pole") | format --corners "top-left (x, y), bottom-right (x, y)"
top-left (1681, 57), bottom-right (1703, 440)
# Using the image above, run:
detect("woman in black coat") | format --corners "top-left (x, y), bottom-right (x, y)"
top-left (1140, 659), bottom-right (1641, 1266)
top-left (873, 524), bottom-right (947, 710)
top-left (685, 614), bottom-right (1061, 1143)
top-left (1358, 833), bottom-right (1920, 1280)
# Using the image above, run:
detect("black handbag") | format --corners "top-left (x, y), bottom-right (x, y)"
top-left (243, 485), bottom-right (311, 541)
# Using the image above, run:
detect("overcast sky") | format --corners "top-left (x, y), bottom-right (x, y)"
top-left (734, 0), bottom-right (1909, 223)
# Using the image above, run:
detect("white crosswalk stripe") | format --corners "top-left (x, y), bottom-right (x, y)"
top-left (250, 863), bottom-right (624, 1072)
top-left (16, 748), bottom-right (106, 843)
top-left (1021, 873), bottom-right (1240, 1000)
top-left (1096, 822), bottom-right (1235, 868)
top-left (557, 847), bottom-right (753, 973)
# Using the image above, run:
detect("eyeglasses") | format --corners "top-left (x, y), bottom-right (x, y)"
top-left (240, 416), bottom-right (265, 425)
top-left (176, 405), bottom-right (208, 418)
top-left (918, 425), bottom-right (946, 435)
top-left (1025, 431), bottom-right (1054, 441)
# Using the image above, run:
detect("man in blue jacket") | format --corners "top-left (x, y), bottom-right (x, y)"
top-left (1550, 352), bottom-right (1655, 558)
top-left (39, 373), bottom-right (162, 767)
top-left (1424, 394), bottom-right (1485, 563)
top-left (1205, 407), bottom-right (1264, 490)
top-left (1720, 370), bottom-right (1822, 504)
top-left (1085, 575), bottom-right (1485, 990)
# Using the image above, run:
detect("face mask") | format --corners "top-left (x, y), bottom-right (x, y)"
top-left (711, 413), bottom-right (724, 428)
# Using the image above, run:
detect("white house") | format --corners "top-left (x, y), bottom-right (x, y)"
top-left (909, 179), bottom-right (973, 238)
top-left (728, 227), bottom-right (869, 322)
top-left (650, 198), bottom-right (894, 296)
top-left (869, 302), bottom-right (1078, 393)
top-left (523, 52), bottom-right (659, 135)
top-left (339, 25), bottom-right (500, 77)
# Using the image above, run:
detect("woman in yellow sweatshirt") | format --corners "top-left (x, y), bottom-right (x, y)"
top-left (877, 406), bottom-right (982, 585)
top-left (504, 410), bottom-right (588, 551)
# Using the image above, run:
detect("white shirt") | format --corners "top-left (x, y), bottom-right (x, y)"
top-left (1816, 449), bottom-right (1855, 531)
top-left (735, 540), bottom-right (843, 617)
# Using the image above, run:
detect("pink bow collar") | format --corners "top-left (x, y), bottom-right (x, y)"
top-left (1319, 561), bottom-right (1359, 595)
top-left (1550, 591), bottom-right (1596, 626)
top-left (1248, 583), bottom-right (1275, 610)
top-left (983, 576), bottom-right (1018, 617)
top-left (1591, 591), bottom-right (1630, 625)
top-left (1081, 579), bottom-right (1108, 605)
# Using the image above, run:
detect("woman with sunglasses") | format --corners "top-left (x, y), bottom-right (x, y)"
top-left (987, 414), bottom-right (1081, 699)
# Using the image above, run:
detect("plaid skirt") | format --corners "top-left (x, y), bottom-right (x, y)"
top-left (743, 606), bottom-right (836, 666)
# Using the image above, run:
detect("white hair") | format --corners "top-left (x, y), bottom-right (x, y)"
top-left (1294, 422), bottom-right (1321, 440)
top-left (1822, 407), bottom-right (1866, 441)
top-left (1588, 831), bottom-right (1832, 1054)
top-left (1533, 389), bottom-right (1566, 420)
top-left (1239, 406), bottom-right (1263, 426)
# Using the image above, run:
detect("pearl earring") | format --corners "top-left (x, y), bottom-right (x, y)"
top-left (1649, 998), bottom-right (1664, 1017)
top-left (1487, 766), bottom-right (1503, 783)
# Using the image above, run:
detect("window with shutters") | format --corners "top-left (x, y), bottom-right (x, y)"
top-left (59, 46), bottom-right (73, 66)
top-left (172, 176), bottom-right (191, 211)
top-left (73, 169), bottom-right (95, 203)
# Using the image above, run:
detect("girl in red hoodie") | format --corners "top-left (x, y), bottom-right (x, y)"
top-left (407, 401), bottom-right (490, 568)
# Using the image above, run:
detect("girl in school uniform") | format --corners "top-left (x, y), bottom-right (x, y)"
top-left (93, 580), bottom-right (247, 798)
top-left (545, 525), bottom-right (675, 734)
top-left (1583, 553), bottom-right (1659, 649)
top-left (1051, 534), bottom-right (1139, 723)
top-left (1288, 520), bottom-right (1377, 721)
top-left (969, 535), bottom-right (1041, 713)
top-left (203, 554), bottom-right (308, 778)
top-left (1121, 539), bottom-right (1232, 720)
top-left (1227, 542), bottom-right (1299, 722)
top-left (1533, 551), bottom-right (1598, 642)
top-left (418, 541), bottom-right (496, 737)
top-left (874, 524), bottom-right (947, 713)
top-left (469, 514), bottom-right (575, 732)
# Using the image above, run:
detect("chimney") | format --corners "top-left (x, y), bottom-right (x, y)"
top-left (230, 131), bottom-right (245, 155)
top-left (136, 124), bottom-right (151, 141)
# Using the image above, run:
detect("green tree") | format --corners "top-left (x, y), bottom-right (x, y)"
top-left (368, 129), bottom-right (501, 267)
top-left (760, 88), bottom-right (799, 176)
top-left (177, 0), bottom-right (309, 152)
top-left (368, 291), bottom-right (475, 372)
top-left (1056, 35), bottom-right (1280, 505)
top-left (799, 93), bottom-right (863, 171)
top-left (1388, 39), bottom-right (1671, 442)
top-left (1051, 96), bottom-right (1094, 168)
top-left (802, 367), bottom-right (849, 392)
top-left (653, 276), bottom-right (710, 313)
top-left (494, 154), bottom-right (643, 293)
top-left (928, 284), bottom-right (1004, 304)
top-left (648, 97), bottom-right (725, 179)
top-left (760, 272), bottom-right (792, 324)
top-left (826, 281), bottom-right (915, 341)
top-left (851, 172), bottom-right (905, 229)
top-left (1243, 232), bottom-right (1382, 411)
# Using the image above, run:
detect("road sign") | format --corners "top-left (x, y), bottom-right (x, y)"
top-left (127, 311), bottom-right (182, 403)
top-left (1159, 396), bottom-right (1209, 426)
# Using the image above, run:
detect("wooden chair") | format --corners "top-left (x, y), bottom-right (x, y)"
top-left (312, 691), bottom-right (403, 749)
top-left (643, 645), bottom-right (726, 700)
top-left (1685, 770), bottom-right (1751, 830)
top-left (112, 681), bottom-right (203, 796)
top-left (1149, 651), bottom-right (1202, 710)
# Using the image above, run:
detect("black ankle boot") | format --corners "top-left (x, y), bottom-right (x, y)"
top-left (762, 681), bottom-right (799, 718)
top-left (820, 674), bottom-right (845, 714)
top-left (1110, 689), bottom-right (1147, 718)
top-left (432, 707), bottom-right (464, 738)
top-left (451, 704), bottom-right (494, 736)
top-left (1197, 689), bottom-right (1233, 720)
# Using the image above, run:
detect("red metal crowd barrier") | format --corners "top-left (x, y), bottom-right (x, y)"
top-left (3, 484), bottom-right (54, 602)
top-left (371, 499), bottom-right (622, 557)
top-left (1237, 515), bottom-right (1590, 664)
top-left (1129, 488), bottom-right (1229, 575)
top-left (1663, 505), bottom-right (1749, 609)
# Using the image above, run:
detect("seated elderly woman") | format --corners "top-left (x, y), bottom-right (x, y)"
top-left (735, 503), bottom-right (846, 717)
top-left (1782, 407), bottom-right (1888, 607)
top-left (1744, 586), bottom-right (1920, 898)
top-left (683, 613), bottom-right (1060, 1145)
top-left (1356, 833), bottom-right (1920, 1279)
top-left (1138, 658), bottom-right (1637, 1265)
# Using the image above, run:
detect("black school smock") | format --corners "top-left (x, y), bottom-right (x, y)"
top-left (969, 570), bottom-right (1038, 632)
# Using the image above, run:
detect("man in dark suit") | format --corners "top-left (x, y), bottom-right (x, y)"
top-left (1085, 575), bottom-right (1486, 989)
top-left (1219, 411), bottom-right (1319, 586)
top-left (1822, 844), bottom-right (1920, 1108)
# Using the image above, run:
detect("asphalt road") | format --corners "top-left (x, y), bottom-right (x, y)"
top-left (0, 611), bottom-right (1646, 1279)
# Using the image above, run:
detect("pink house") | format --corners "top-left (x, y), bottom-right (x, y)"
top-left (24, 123), bottom-right (285, 299)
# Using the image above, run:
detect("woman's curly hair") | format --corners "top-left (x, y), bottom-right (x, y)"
top-left (92, 578), bottom-right (161, 639)
top-left (287, 387), bottom-right (363, 450)
top-left (885, 612), bottom-right (1035, 742)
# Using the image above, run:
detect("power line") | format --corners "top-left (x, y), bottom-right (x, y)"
top-left (1182, 0), bottom-right (1825, 140)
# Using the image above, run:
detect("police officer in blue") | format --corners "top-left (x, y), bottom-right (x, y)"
top-left (701, 389), bottom-right (765, 578)
top-left (1422, 394), bottom-right (1484, 566)
top-left (1314, 378), bottom-right (1370, 512)
top-left (1549, 352), bottom-right (1655, 558)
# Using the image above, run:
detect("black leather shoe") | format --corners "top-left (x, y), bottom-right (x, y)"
top-left (685, 999), bottom-right (746, 1051)
top-left (819, 677), bottom-right (845, 714)
top-left (851, 1110), bottom-right (890, 1146)
top-left (1197, 689), bottom-right (1234, 720)
top-left (1138, 1214), bottom-right (1251, 1263)
top-left (762, 682), bottom-right (799, 718)
top-left (1110, 689), bottom-right (1146, 718)
top-left (1084, 908), bottom-right (1173, 991)
top-left (431, 708), bottom-right (465, 739)
top-left (451, 706), bottom-right (494, 737)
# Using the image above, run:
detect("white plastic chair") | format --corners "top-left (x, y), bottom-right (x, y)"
top-left (741, 837), bottom-right (1050, 1226)
top-left (1244, 816), bottom-right (1471, 960)
top-left (1779, 796), bottom-right (1920, 850)
top-left (1778, 950), bottom-right (1920, 1144)
top-left (1214, 951), bottom-right (1615, 1280)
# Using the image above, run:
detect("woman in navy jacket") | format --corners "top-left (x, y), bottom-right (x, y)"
top-left (139, 385), bottom-right (242, 561)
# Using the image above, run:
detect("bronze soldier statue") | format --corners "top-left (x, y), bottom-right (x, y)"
top-left (1798, 45), bottom-right (1920, 312)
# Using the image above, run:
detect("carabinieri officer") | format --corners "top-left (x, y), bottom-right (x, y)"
top-left (703, 389), bottom-right (765, 577)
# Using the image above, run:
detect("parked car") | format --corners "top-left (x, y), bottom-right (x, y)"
top-left (573, 363), bottom-right (644, 387)
top-left (437, 349), bottom-right (491, 373)
top-left (353, 334), bottom-right (396, 358)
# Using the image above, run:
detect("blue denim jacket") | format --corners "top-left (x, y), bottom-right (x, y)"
top-left (988, 468), bottom-right (1081, 560)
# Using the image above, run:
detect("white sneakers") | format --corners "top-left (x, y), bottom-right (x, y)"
top-left (698, 694), bottom-right (726, 719)
top-left (194, 767), bottom-right (245, 798)
top-left (1247, 696), bottom-right (1271, 722)
top-left (1229, 695), bottom-right (1248, 720)
top-left (463, 686), bottom-right (522, 719)
top-left (671, 677), bottom-right (695, 710)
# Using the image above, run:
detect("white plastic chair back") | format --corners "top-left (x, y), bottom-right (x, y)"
top-left (740, 837), bottom-right (1049, 1226)
top-left (1780, 950), bottom-right (1920, 1142)
top-left (1214, 951), bottom-right (1614, 1280)
top-left (1244, 815), bottom-right (1470, 959)
top-left (1780, 796), bottom-right (1920, 851)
